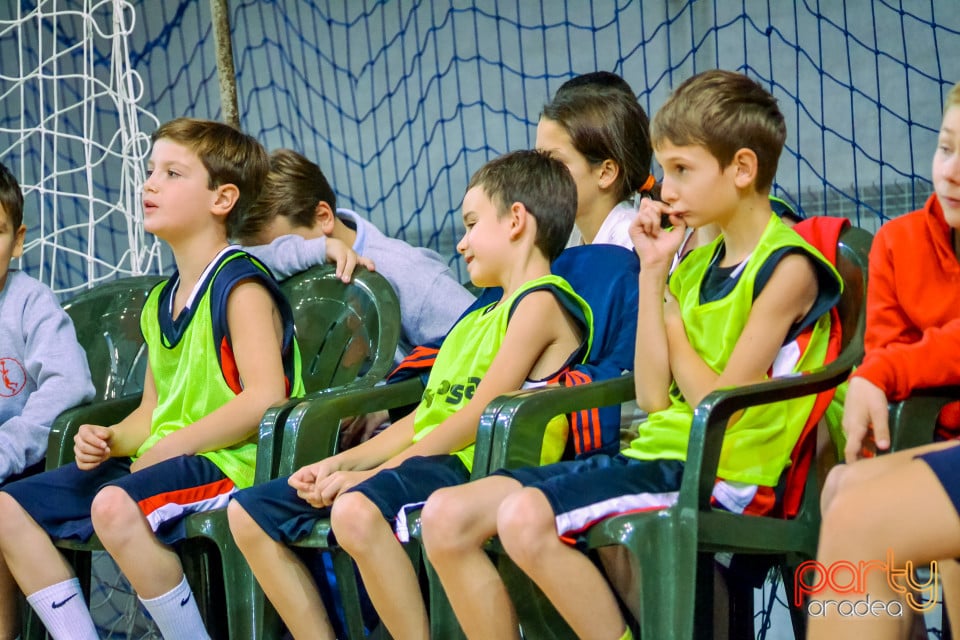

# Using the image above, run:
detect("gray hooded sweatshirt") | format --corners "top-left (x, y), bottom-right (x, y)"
top-left (0, 271), bottom-right (95, 479)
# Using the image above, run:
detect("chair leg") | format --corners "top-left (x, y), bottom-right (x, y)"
top-left (780, 563), bottom-right (807, 640)
top-left (633, 530), bottom-right (697, 640)
top-left (722, 565), bottom-right (755, 640)
top-left (217, 535), bottom-right (268, 640)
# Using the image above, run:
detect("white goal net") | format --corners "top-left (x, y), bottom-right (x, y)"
top-left (0, 0), bottom-right (163, 297)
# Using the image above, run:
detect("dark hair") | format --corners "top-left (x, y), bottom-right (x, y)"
top-left (151, 118), bottom-right (269, 238)
top-left (232, 149), bottom-right (338, 244)
top-left (557, 71), bottom-right (634, 97)
top-left (467, 149), bottom-right (576, 262)
top-left (542, 79), bottom-right (653, 201)
top-left (651, 70), bottom-right (786, 192)
top-left (0, 162), bottom-right (24, 229)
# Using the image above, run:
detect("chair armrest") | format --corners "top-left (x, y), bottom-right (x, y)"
top-left (682, 352), bottom-right (858, 511)
top-left (278, 378), bottom-right (425, 475)
top-left (254, 376), bottom-right (393, 484)
top-left (477, 375), bottom-right (635, 475)
top-left (888, 386), bottom-right (960, 452)
top-left (47, 395), bottom-right (142, 469)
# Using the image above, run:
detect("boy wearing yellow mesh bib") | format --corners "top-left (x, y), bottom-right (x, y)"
top-left (227, 149), bottom-right (593, 640)
top-left (421, 70), bottom-right (843, 640)
top-left (0, 118), bottom-right (304, 640)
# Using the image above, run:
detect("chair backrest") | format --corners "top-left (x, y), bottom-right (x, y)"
top-left (775, 221), bottom-right (871, 518)
top-left (279, 264), bottom-right (401, 394)
top-left (62, 275), bottom-right (165, 401)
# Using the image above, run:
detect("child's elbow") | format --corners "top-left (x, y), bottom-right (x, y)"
top-left (634, 391), bottom-right (671, 414)
top-left (245, 381), bottom-right (290, 413)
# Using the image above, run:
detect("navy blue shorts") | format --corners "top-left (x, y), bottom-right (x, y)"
top-left (917, 445), bottom-right (960, 517)
top-left (2, 455), bottom-right (234, 545)
top-left (233, 454), bottom-right (470, 544)
top-left (494, 454), bottom-right (685, 538)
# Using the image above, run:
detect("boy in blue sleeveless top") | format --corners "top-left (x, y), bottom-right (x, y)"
top-left (422, 70), bottom-right (842, 639)
top-left (227, 149), bottom-right (594, 639)
top-left (0, 118), bottom-right (304, 640)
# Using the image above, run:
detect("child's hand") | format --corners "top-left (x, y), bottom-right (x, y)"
top-left (325, 237), bottom-right (375, 283)
top-left (842, 377), bottom-right (891, 461)
top-left (74, 424), bottom-right (112, 470)
top-left (629, 198), bottom-right (688, 270)
top-left (289, 457), bottom-right (343, 496)
top-left (307, 469), bottom-right (376, 508)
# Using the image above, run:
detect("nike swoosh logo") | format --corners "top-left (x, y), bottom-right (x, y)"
top-left (51, 594), bottom-right (78, 609)
top-left (180, 593), bottom-right (191, 607)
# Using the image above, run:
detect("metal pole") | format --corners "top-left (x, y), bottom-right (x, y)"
top-left (209, 0), bottom-right (239, 128)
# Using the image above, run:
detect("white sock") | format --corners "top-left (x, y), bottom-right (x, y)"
top-left (25, 578), bottom-right (98, 640)
top-left (138, 574), bottom-right (210, 640)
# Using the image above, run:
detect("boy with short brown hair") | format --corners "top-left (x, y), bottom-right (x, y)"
top-left (0, 118), bottom-right (304, 640)
top-left (227, 148), bottom-right (594, 639)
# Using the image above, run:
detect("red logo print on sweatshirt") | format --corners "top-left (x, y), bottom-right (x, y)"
top-left (0, 358), bottom-right (26, 397)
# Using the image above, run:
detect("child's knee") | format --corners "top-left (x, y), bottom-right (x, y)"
top-left (818, 484), bottom-right (878, 550)
top-left (90, 485), bottom-right (138, 531)
top-left (420, 487), bottom-right (475, 554)
top-left (330, 492), bottom-right (383, 549)
top-left (0, 492), bottom-right (30, 538)
top-left (497, 489), bottom-right (555, 559)
top-left (226, 499), bottom-right (258, 542)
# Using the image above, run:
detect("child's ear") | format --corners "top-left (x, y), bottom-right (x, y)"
top-left (508, 202), bottom-right (529, 240)
top-left (597, 159), bottom-right (621, 191)
top-left (314, 201), bottom-right (337, 236)
top-left (11, 224), bottom-right (25, 258)
top-left (731, 148), bottom-right (759, 189)
top-left (212, 184), bottom-right (240, 218)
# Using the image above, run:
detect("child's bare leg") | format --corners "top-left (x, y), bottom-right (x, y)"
top-left (0, 492), bottom-right (94, 640)
top-left (599, 546), bottom-right (640, 623)
top-left (0, 494), bottom-right (76, 593)
top-left (227, 500), bottom-right (336, 640)
top-left (821, 440), bottom-right (958, 513)
top-left (422, 476), bottom-right (522, 640)
top-left (92, 485), bottom-right (211, 640)
top-left (498, 488), bottom-right (628, 639)
top-left (808, 453), bottom-right (960, 640)
top-left (331, 491), bottom-right (427, 640)
top-left (0, 555), bottom-right (17, 640)
top-left (939, 559), bottom-right (960, 634)
top-left (91, 486), bottom-right (182, 597)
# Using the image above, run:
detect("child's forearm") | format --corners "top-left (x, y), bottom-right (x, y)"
top-left (335, 413), bottom-right (417, 471)
top-left (106, 404), bottom-right (154, 457)
top-left (666, 321), bottom-right (719, 408)
top-left (634, 270), bottom-right (673, 411)
top-left (375, 407), bottom-right (479, 472)
top-left (162, 388), bottom-right (286, 456)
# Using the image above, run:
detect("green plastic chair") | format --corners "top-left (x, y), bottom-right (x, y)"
top-left (271, 376), bottom-right (428, 640)
top-left (888, 388), bottom-right (960, 452)
top-left (63, 275), bottom-right (166, 401)
top-left (27, 264), bottom-right (401, 640)
top-left (472, 225), bottom-right (871, 640)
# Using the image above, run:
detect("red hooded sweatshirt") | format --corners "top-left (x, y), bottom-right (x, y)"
top-left (853, 194), bottom-right (960, 433)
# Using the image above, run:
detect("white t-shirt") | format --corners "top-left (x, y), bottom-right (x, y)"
top-left (566, 200), bottom-right (637, 250)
